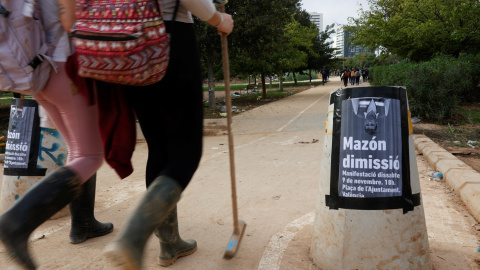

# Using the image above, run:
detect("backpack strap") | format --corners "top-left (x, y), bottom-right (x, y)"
top-left (25, 25), bottom-right (64, 74)
top-left (0, 4), bottom-right (10, 17)
top-left (173, 0), bottom-right (180, 21)
top-left (17, 1), bottom-right (65, 74)
top-left (155, 0), bottom-right (180, 22)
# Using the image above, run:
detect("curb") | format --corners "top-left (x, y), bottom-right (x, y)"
top-left (414, 134), bottom-right (480, 222)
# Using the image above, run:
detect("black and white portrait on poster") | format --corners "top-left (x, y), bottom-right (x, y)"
top-left (4, 105), bottom-right (36, 169)
top-left (338, 98), bottom-right (403, 198)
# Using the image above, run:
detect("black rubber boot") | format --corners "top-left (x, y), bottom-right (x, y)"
top-left (0, 167), bottom-right (83, 270)
top-left (104, 175), bottom-right (182, 270)
top-left (155, 206), bottom-right (197, 267)
top-left (69, 173), bottom-right (114, 244)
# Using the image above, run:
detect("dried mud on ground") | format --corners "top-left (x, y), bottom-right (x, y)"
top-left (413, 123), bottom-right (480, 173)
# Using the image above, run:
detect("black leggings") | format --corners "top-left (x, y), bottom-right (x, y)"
top-left (124, 22), bottom-right (203, 190)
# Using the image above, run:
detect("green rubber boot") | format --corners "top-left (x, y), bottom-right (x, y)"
top-left (155, 206), bottom-right (197, 267)
top-left (69, 173), bottom-right (114, 244)
top-left (104, 175), bottom-right (182, 270)
top-left (0, 167), bottom-right (83, 270)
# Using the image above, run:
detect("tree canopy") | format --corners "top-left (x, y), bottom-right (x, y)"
top-left (194, 0), bottom-right (336, 88)
top-left (348, 0), bottom-right (480, 61)
top-left (344, 52), bottom-right (376, 69)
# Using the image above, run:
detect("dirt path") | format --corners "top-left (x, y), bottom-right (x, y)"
top-left (0, 79), bottom-right (479, 269)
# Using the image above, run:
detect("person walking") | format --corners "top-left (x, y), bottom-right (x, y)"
top-left (0, 1), bottom-right (112, 269)
top-left (38, 106), bottom-right (113, 245)
top-left (343, 68), bottom-right (349, 87)
top-left (355, 69), bottom-right (361, 85)
top-left (350, 69), bottom-right (356, 85)
top-left (102, 0), bottom-right (234, 269)
top-left (321, 66), bottom-right (328, 85)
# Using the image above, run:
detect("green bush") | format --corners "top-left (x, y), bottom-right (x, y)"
top-left (370, 54), bottom-right (480, 121)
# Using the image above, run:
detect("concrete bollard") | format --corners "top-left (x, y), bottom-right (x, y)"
top-left (1, 98), bottom-right (69, 219)
top-left (310, 86), bottom-right (431, 270)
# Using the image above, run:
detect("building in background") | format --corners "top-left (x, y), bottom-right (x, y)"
top-left (309, 12), bottom-right (323, 33)
top-left (335, 26), bottom-right (372, 58)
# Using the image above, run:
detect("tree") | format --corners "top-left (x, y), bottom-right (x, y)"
top-left (291, 12), bottom-right (336, 84)
top-left (304, 24), bottom-right (337, 79)
top-left (194, 17), bottom-right (223, 109)
top-left (370, 53), bottom-right (403, 66)
top-left (194, 0), bottom-right (339, 97)
top-left (348, 0), bottom-right (480, 61)
top-left (226, 0), bottom-right (304, 97)
top-left (271, 16), bottom-right (318, 89)
top-left (344, 52), bottom-right (377, 68)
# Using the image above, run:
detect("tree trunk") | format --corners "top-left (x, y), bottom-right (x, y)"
top-left (279, 75), bottom-right (284, 92)
top-left (293, 72), bottom-right (297, 85)
top-left (309, 69), bottom-right (312, 83)
top-left (269, 76), bottom-right (273, 89)
top-left (261, 73), bottom-right (267, 99)
top-left (207, 62), bottom-right (215, 110)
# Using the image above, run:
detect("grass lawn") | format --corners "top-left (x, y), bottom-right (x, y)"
top-left (202, 80), bottom-right (322, 92)
top-left (203, 80), bottom-right (324, 119)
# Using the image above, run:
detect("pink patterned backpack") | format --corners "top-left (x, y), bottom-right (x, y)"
top-left (72, 0), bottom-right (178, 86)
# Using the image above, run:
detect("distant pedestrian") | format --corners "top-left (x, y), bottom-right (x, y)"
top-left (343, 68), bottom-right (349, 87)
top-left (321, 66), bottom-right (328, 84)
top-left (355, 69), bottom-right (361, 85)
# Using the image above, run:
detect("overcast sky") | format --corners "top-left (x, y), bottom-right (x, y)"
top-left (300, 0), bottom-right (371, 30)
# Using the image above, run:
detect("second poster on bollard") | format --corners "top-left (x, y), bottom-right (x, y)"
top-left (3, 98), bottom-right (46, 176)
top-left (325, 86), bottom-right (420, 213)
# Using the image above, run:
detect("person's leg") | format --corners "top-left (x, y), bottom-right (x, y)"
top-left (104, 175), bottom-right (182, 269)
top-left (124, 28), bottom-right (203, 190)
top-left (34, 63), bottom-right (104, 181)
top-left (154, 206), bottom-right (196, 266)
top-left (0, 63), bottom-right (106, 269)
top-left (69, 173), bottom-right (114, 244)
top-left (105, 22), bottom-right (201, 269)
top-left (35, 63), bottom-right (111, 244)
top-left (0, 167), bottom-right (83, 269)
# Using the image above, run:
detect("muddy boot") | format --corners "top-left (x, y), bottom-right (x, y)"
top-left (69, 173), bottom-right (114, 244)
top-left (104, 175), bottom-right (182, 270)
top-left (155, 206), bottom-right (197, 267)
top-left (0, 167), bottom-right (83, 270)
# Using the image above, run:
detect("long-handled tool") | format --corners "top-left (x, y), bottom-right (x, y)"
top-left (217, 3), bottom-right (247, 260)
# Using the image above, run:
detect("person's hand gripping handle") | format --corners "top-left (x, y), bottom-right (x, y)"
top-left (210, 0), bottom-right (233, 35)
